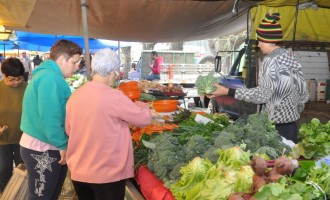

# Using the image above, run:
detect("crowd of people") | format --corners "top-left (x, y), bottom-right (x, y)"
top-left (0, 12), bottom-right (309, 200)
top-left (0, 52), bottom-right (44, 82)
top-left (0, 40), bottom-right (152, 200)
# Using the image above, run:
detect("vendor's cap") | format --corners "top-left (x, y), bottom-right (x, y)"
top-left (256, 13), bottom-right (283, 43)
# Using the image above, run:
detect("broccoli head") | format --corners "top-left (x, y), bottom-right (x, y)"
top-left (184, 134), bottom-right (212, 161)
top-left (202, 147), bottom-right (220, 164)
top-left (195, 70), bottom-right (218, 95)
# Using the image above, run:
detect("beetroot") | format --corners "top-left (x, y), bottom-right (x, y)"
top-left (273, 156), bottom-right (298, 175)
top-left (251, 156), bottom-right (267, 176)
top-left (228, 193), bottom-right (245, 200)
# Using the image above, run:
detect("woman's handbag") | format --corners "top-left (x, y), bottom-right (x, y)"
top-left (0, 164), bottom-right (28, 200)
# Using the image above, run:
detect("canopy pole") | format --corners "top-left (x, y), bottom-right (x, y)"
top-left (292, 0), bottom-right (300, 51)
top-left (81, 0), bottom-right (91, 80)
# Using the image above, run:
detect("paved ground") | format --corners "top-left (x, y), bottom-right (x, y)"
top-left (297, 101), bottom-right (330, 127)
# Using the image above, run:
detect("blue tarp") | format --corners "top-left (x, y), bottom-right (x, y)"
top-left (2, 31), bottom-right (133, 52)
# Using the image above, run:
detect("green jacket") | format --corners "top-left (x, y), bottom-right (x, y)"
top-left (0, 81), bottom-right (27, 144)
top-left (20, 60), bottom-right (71, 150)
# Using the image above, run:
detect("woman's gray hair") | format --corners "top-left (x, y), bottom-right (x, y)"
top-left (91, 48), bottom-right (121, 76)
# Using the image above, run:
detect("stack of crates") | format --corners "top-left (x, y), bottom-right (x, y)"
top-left (326, 79), bottom-right (330, 101)
top-left (316, 80), bottom-right (327, 101)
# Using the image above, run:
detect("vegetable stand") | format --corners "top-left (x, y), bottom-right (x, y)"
top-left (130, 109), bottom-right (330, 200)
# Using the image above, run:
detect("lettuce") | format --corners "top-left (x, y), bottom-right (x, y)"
top-left (170, 157), bottom-right (216, 200)
top-left (170, 147), bottom-right (254, 200)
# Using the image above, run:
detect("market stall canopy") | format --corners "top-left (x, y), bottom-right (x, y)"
top-left (0, 0), bottom-right (329, 43)
top-left (0, 0), bottom-right (253, 42)
top-left (10, 31), bottom-right (134, 52)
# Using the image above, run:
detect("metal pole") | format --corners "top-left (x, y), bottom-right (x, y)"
top-left (81, 0), bottom-right (91, 80)
top-left (292, 0), bottom-right (300, 51)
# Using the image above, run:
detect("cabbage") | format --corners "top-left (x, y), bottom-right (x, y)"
top-left (216, 146), bottom-right (251, 169)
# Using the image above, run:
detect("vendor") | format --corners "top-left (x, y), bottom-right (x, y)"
top-left (207, 13), bottom-right (309, 143)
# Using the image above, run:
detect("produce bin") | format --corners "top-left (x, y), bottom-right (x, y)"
top-left (135, 165), bottom-right (175, 200)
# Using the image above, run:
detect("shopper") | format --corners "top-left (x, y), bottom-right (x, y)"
top-left (0, 58), bottom-right (27, 193)
top-left (144, 50), bottom-right (163, 80)
top-left (207, 13), bottom-right (309, 143)
top-left (20, 51), bottom-right (31, 82)
top-left (20, 39), bottom-right (82, 200)
top-left (65, 48), bottom-right (152, 200)
top-left (32, 55), bottom-right (43, 68)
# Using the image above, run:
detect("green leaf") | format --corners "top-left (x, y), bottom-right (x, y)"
top-left (141, 140), bottom-right (156, 149)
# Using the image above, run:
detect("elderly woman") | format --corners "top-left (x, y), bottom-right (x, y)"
top-left (65, 48), bottom-right (152, 200)
top-left (0, 58), bottom-right (27, 193)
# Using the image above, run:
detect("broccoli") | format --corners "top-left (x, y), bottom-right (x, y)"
top-left (146, 133), bottom-right (187, 182)
top-left (167, 163), bottom-right (187, 186)
top-left (184, 134), bottom-right (212, 161)
top-left (195, 70), bottom-right (218, 95)
top-left (202, 147), bottom-right (220, 164)
top-left (220, 120), bottom-right (246, 141)
top-left (213, 131), bottom-right (236, 149)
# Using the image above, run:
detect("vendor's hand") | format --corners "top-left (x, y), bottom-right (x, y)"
top-left (206, 83), bottom-right (229, 99)
top-left (58, 149), bottom-right (67, 165)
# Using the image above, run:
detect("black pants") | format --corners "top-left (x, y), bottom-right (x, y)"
top-left (275, 121), bottom-right (298, 143)
top-left (72, 179), bottom-right (126, 200)
top-left (0, 144), bottom-right (23, 192)
top-left (20, 146), bottom-right (67, 200)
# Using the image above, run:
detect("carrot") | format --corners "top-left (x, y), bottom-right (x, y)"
top-left (163, 115), bottom-right (170, 120)
top-left (131, 123), bottom-right (178, 145)
top-left (191, 111), bottom-right (206, 115)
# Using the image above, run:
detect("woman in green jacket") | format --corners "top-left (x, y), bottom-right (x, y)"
top-left (0, 58), bottom-right (27, 193)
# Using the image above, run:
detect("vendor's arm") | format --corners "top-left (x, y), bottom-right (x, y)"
top-left (207, 58), bottom-right (275, 104)
top-left (206, 84), bottom-right (230, 98)
top-left (235, 59), bottom-right (276, 104)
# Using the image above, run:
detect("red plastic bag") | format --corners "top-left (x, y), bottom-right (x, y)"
top-left (135, 165), bottom-right (175, 200)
